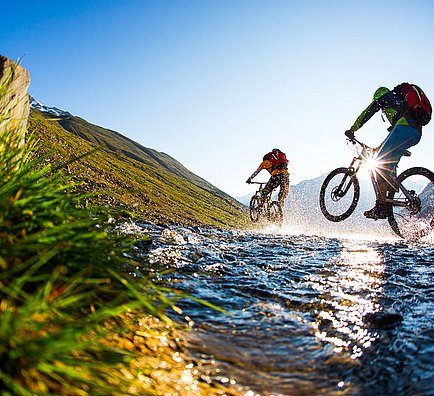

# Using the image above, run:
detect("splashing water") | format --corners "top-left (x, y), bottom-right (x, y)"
top-left (134, 221), bottom-right (434, 395)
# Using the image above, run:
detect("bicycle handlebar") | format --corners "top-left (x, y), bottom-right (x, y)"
top-left (347, 136), bottom-right (364, 147)
top-left (346, 136), bottom-right (374, 151)
top-left (248, 181), bottom-right (268, 185)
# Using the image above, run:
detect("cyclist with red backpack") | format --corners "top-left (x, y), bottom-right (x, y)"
top-left (345, 83), bottom-right (432, 220)
top-left (246, 148), bottom-right (290, 208)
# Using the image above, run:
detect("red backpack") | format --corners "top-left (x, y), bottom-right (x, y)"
top-left (269, 149), bottom-right (288, 170)
top-left (393, 82), bottom-right (432, 126)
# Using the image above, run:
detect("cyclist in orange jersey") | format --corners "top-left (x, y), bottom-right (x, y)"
top-left (246, 148), bottom-right (290, 208)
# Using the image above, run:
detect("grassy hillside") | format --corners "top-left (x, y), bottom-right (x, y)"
top-left (28, 109), bottom-right (248, 228)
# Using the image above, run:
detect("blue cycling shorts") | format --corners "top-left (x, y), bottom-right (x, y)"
top-left (377, 125), bottom-right (421, 174)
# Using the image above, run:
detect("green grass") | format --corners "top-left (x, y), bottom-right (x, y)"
top-left (0, 124), bottom-right (180, 394)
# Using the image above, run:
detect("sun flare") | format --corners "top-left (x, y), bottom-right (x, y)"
top-left (357, 150), bottom-right (381, 180)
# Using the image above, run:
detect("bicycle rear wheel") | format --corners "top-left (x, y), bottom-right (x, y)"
top-left (249, 194), bottom-right (261, 222)
top-left (268, 201), bottom-right (283, 226)
top-left (319, 167), bottom-right (360, 222)
top-left (387, 167), bottom-right (434, 240)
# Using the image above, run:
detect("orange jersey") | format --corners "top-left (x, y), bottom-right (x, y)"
top-left (259, 159), bottom-right (289, 176)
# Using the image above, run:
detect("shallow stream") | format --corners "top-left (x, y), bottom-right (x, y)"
top-left (135, 222), bottom-right (434, 395)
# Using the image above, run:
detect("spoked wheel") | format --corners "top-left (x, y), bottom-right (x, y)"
top-left (268, 201), bottom-right (283, 226)
top-left (387, 167), bottom-right (434, 240)
top-left (319, 167), bottom-right (360, 222)
top-left (249, 194), bottom-right (262, 222)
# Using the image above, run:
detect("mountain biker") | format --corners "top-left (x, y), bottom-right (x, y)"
top-left (345, 85), bottom-right (424, 220)
top-left (246, 148), bottom-right (290, 208)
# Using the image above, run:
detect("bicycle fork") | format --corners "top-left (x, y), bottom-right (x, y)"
top-left (335, 158), bottom-right (361, 199)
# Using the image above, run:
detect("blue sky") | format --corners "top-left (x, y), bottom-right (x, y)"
top-left (3, 0), bottom-right (434, 197)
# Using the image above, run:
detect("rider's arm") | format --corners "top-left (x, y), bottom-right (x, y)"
top-left (350, 100), bottom-right (381, 132)
top-left (248, 167), bottom-right (261, 181)
top-left (350, 92), bottom-right (401, 132)
top-left (249, 160), bottom-right (272, 180)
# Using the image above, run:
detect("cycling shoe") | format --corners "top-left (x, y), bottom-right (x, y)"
top-left (364, 202), bottom-right (389, 220)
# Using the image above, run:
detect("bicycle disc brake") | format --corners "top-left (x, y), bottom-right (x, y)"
top-left (331, 186), bottom-right (345, 201)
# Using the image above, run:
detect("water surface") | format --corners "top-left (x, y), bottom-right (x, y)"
top-left (136, 222), bottom-right (434, 395)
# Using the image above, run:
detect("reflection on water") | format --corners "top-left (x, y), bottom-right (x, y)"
top-left (134, 222), bottom-right (434, 395)
top-left (313, 241), bottom-right (385, 360)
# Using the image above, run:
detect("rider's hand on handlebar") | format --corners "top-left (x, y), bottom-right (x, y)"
top-left (344, 129), bottom-right (355, 142)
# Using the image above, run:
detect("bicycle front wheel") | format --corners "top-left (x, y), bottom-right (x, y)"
top-left (319, 167), bottom-right (360, 222)
top-left (268, 201), bottom-right (283, 226)
top-left (387, 167), bottom-right (434, 240)
top-left (249, 194), bottom-right (261, 222)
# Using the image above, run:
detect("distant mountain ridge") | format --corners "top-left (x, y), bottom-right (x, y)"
top-left (28, 99), bottom-right (248, 228)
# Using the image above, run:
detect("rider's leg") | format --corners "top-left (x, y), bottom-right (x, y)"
top-left (364, 125), bottom-right (421, 220)
top-left (364, 171), bottom-right (397, 220)
top-left (373, 170), bottom-right (390, 201)
top-left (378, 125), bottom-right (421, 194)
top-left (277, 174), bottom-right (290, 207)
top-left (261, 176), bottom-right (278, 206)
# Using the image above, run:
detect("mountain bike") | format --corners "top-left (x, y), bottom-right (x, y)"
top-left (319, 137), bottom-right (434, 240)
top-left (249, 182), bottom-right (283, 226)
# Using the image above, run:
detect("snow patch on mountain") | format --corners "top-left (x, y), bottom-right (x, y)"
top-left (30, 97), bottom-right (71, 117)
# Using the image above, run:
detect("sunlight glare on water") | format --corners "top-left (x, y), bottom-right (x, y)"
top-left (312, 240), bottom-right (385, 359)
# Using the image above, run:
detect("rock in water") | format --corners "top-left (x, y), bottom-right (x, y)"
top-left (365, 311), bottom-right (403, 328)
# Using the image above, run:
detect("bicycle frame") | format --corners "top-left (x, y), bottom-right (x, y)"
top-left (250, 182), bottom-right (273, 209)
top-left (248, 181), bottom-right (284, 226)
top-left (348, 138), bottom-right (417, 209)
